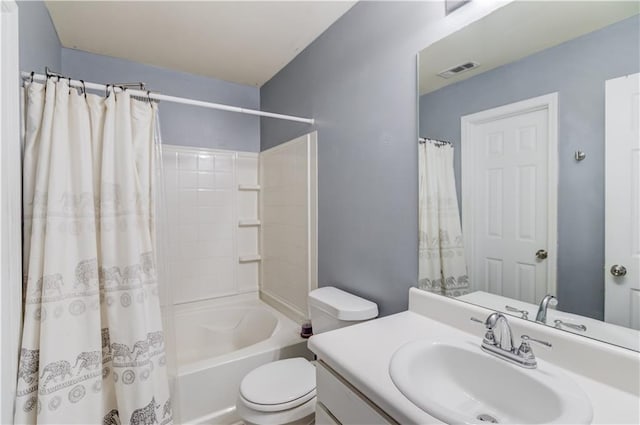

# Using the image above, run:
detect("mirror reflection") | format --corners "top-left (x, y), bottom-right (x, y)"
top-left (417, 1), bottom-right (640, 351)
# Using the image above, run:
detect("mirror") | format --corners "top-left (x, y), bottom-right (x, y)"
top-left (417, 1), bottom-right (640, 351)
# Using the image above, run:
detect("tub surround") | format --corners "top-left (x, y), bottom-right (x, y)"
top-left (260, 132), bottom-right (318, 324)
top-left (163, 145), bottom-right (260, 305)
top-left (162, 137), bottom-right (318, 423)
top-left (309, 289), bottom-right (640, 424)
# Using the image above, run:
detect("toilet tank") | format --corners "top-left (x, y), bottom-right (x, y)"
top-left (308, 287), bottom-right (378, 334)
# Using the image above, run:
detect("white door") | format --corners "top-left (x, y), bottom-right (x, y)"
top-left (462, 94), bottom-right (558, 304)
top-left (605, 73), bottom-right (640, 330)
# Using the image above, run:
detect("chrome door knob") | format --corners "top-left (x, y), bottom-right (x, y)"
top-left (535, 249), bottom-right (548, 260)
top-left (610, 264), bottom-right (627, 277)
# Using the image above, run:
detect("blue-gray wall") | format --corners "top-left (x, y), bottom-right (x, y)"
top-left (61, 49), bottom-right (260, 151)
top-left (419, 16), bottom-right (640, 320)
top-left (261, 2), bottom-right (448, 316)
top-left (18, 0), bottom-right (61, 72)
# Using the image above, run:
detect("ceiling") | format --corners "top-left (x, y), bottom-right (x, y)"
top-left (46, 0), bottom-right (357, 87)
top-left (419, 1), bottom-right (640, 95)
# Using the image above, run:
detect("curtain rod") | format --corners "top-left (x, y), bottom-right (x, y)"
top-left (20, 71), bottom-right (315, 125)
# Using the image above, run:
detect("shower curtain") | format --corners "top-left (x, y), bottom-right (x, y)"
top-left (418, 141), bottom-right (469, 296)
top-left (15, 79), bottom-right (172, 424)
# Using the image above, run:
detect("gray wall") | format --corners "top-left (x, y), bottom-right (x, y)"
top-left (261, 1), bottom-right (452, 316)
top-left (18, 0), bottom-right (61, 72)
top-left (62, 49), bottom-right (260, 151)
top-left (419, 16), bottom-right (640, 320)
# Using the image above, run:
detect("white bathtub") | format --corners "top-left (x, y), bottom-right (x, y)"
top-left (173, 293), bottom-right (311, 424)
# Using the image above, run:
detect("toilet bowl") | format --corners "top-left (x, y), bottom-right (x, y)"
top-left (236, 358), bottom-right (316, 425)
top-left (236, 287), bottom-right (378, 425)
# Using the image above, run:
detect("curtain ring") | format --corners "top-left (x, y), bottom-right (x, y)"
top-left (80, 80), bottom-right (86, 98)
top-left (68, 77), bottom-right (72, 95)
top-left (105, 84), bottom-right (111, 98)
top-left (147, 90), bottom-right (152, 106)
top-left (29, 71), bottom-right (34, 83)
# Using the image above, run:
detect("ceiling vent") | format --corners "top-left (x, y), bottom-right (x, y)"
top-left (437, 61), bottom-right (480, 79)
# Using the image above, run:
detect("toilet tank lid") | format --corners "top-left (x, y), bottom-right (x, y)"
top-left (308, 287), bottom-right (378, 321)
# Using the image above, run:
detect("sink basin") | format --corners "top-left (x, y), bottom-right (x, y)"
top-left (389, 340), bottom-right (593, 424)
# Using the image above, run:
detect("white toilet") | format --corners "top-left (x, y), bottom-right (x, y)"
top-left (236, 287), bottom-right (378, 425)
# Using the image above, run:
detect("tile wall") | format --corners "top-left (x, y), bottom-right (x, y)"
top-left (162, 145), bottom-right (260, 304)
top-left (260, 132), bottom-right (317, 320)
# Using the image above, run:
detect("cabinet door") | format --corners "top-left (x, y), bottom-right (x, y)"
top-left (316, 361), bottom-right (396, 425)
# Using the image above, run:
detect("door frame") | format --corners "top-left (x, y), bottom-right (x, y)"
top-left (1, 0), bottom-right (23, 422)
top-left (460, 93), bottom-right (558, 296)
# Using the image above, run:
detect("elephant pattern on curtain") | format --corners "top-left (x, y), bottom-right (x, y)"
top-left (15, 79), bottom-right (172, 424)
top-left (418, 141), bottom-right (470, 297)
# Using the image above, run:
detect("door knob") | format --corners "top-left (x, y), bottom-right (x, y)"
top-left (610, 265), bottom-right (627, 277)
top-left (535, 249), bottom-right (548, 260)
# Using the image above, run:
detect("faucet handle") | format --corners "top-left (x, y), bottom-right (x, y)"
top-left (505, 305), bottom-right (529, 320)
top-left (470, 317), bottom-right (496, 346)
top-left (470, 317), bottom-right (484, 324)
top-left (520, 335), bottom-right (552, 348)
top-left (554, 319), bottom-right (587, 332)
top-left (516, 335), bottom-right (551, 367)
top-left (517, 335), bottom-right (551, 360)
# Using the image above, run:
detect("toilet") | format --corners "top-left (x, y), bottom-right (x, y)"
top-left (236, 287), bottom-right (378, 425)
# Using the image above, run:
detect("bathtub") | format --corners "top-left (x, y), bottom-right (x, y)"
top-left (173, 293), bottom-right (311, 424)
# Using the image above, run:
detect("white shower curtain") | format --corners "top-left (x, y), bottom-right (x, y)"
top-left (15, 79), bottom-right (172, 424)
top-left (418, 141), bottom-right (469, 296)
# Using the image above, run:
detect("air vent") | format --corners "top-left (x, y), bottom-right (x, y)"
top-left (437, 61), bottom-right (480, 79)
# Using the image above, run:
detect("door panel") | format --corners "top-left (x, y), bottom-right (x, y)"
top-left (605, 73), bottom-right (640, 329)
top-left (516, 165), bottom-right (537, 241)
top-left (486, 258), bottom-right (503, 295)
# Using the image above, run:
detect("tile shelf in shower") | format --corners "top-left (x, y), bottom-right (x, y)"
top-left (238, 184), bottom-right (261, 191)
top-left (238, 219), bottom-right (261, 227)
top-left (239, 255), bottom-right (262, 263)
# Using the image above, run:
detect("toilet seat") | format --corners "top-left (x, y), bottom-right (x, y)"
top-left (239, 358), bottom-right (316, 412)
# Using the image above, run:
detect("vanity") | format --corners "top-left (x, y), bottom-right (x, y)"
top-left (309, 2), bottom-right (640, 423)
top-left (309, 289), bottom-right (640, 424)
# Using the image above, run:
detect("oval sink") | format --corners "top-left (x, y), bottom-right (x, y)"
top-left (389, 340), bottom-right (592, 424)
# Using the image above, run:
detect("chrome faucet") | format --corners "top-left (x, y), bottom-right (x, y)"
top-left (484, 312), bottom-right (514, 351)
top-left (471, 312), bottom-right (552, 368)
top-left (535, 294), bottom-right (558, 323)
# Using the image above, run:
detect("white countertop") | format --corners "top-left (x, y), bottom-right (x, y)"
top-left (309, 309), bottom-right (640, 424)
